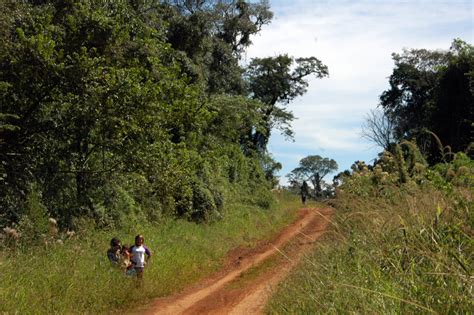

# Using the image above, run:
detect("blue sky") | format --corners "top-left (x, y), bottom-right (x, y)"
top-left (244, 0), bottom-right (473, 185)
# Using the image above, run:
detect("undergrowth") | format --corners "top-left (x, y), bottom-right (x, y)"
top-left (0, 191), bottom-right (300, 314)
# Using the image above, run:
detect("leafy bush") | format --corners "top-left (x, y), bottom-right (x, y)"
top-left (189, 180), bottom-right (217, 222)
top-left (15, 185), bottom-right (50, 245)
top-left (0, 1), bottom-right (280, 230)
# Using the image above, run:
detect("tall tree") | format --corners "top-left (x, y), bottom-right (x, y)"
top-left (161, 0), bottom-right (273, 94)
top-left (380, 39), bottom-right (473, 162)
top-left (0, 0), bottom-right (327, 227)
top-left (288, 155), bottom-right (338, 198)
top-left (245, 54), bottom-right (328, 151)
top-left (430, 40), bottom-right (473, 157)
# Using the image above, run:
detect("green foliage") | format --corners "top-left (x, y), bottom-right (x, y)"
top-left (340, 140), bottom-right (470, 198)
top-left (0, 0), bottom-right (187, 225)
top-left (189, 180), bottom-right (217, 222)
top-left (380, 39), bottom-right (473, 163)
top-left (162, 0), bottom-right (273, 94)
top-left (430, 152), bottom-right (474, 189)
top-left (260, 154), bottom-right (282, 188)
top-left (16, 185), bottom-right (49, 245)
top-left (0, 0), bottom-right (307, 228)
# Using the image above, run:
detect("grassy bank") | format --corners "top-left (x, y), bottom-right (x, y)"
top-left (267, 182), bottom-right (472, 314)
top-left (0, 191), bottom-right (300, 314)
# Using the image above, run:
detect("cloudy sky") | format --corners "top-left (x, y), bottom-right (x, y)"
top-left (245, 0), bottom-right (473, 185)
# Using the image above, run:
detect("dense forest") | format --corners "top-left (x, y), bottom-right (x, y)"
top-left (0, 0), bottom-right (328, 231)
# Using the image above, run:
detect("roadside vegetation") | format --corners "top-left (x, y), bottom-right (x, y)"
top-left (268, 146), bottom-right (473, 314)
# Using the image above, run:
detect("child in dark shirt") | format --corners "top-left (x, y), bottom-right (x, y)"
top-left (107, 237), bottom-right (121, 266)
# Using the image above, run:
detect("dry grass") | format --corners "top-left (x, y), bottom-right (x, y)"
top-left (267, 183), bottom-right (473, 314)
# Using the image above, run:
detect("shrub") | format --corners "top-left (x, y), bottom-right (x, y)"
top-left (16, 185), bottom-right (50, 246)
top-left (190, 180), bottom-right (218, 222)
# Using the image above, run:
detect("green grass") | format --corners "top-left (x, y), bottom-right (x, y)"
top-left (0, 191), bottom-right (301, 314)
top-left (267, 185), bottom-right (473, 314)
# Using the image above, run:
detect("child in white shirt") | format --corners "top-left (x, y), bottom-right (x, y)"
top-left (130, 234), bottom-right (151, 279)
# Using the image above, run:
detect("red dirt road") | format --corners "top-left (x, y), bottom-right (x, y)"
top-left (142, 207), bottom-right (333, 315)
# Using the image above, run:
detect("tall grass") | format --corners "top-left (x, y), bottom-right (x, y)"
top-left (0, 191), bottom-right (300, 314)
top-left (267, 183), bottom-right (472, 314)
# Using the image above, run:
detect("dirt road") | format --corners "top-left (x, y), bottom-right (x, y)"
top-left (142, 207), bottom-right (333, 315)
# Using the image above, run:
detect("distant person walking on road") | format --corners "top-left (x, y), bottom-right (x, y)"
top-left (300, 181), bottom-right (309, 205)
